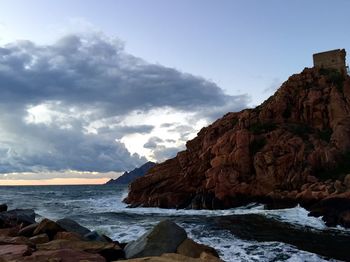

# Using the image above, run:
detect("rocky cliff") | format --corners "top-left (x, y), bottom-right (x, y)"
top-left (125, 68), bottom-right (350, 227)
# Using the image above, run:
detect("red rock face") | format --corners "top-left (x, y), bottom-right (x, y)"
top-left (125, 68), bottom-right (350, 226)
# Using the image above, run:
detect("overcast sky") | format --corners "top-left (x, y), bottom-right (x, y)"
top-left (0, 0), bottom-right (349, 184)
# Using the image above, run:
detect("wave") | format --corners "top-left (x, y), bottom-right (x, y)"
top-left (1, 185), bottom-right (347, 261)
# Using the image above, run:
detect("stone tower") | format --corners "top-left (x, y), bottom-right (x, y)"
top-left (313, 49), bottom-right (347, 75)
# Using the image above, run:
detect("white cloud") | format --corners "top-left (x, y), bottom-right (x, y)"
top-left (0, 32), bottom-right (250, 175)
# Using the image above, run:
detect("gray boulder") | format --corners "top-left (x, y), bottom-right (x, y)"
top-left (0, 209), bottom-right (35, 227)
top-left (18, 223), bottom-right (38, 237)
top-left (124, 220), bottom-right (187, 259)
top-left (56, 218), bottom-right (90, 237)
top-left (84, 230), bottom-right (111, 243)
top-left (0, 204), bottom-right (8, 212)
top-left (33, 218), bottom-right (65, 239)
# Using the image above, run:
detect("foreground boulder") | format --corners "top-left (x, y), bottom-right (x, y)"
top-left (124, 220), bottom-right (187, 258)
top-left (33, 218), bottom-right (65, 239)
top-left (0, 225), bottom-right (20, 237)
top-left (0, 244), bottom-right (32, 261)
top-left (18, 223), bottom-right (38, 237)
top-left (37, 239), bottom-right (124, 260)
top-left (0, 204), bottom-right (8, 212)
top-left (0, 207), bottom-right (220, 262)
top-left (56, 218), bottom-right (91, 236)
top-left (29, 234), bottom-right (50, 244)
top-left (0, 236), bottom-right (33, 246)
top-left (0, 209), bottom-right (35, 228)
top-left (54, 231), bottom-right (83, 241)
top-left (177, 238), bottom-right (219, 258)
top-left (84, 230), bottom-right (111, 242)
top-left (125, 67), bottom-right (350, 227)
top-left (20, 249), bottom-right (106, 262)
top-left (124, 252), bottom-right (222, 262)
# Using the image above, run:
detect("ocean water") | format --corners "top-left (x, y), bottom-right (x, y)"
top-left (0, 184), bottom-right (346, 262)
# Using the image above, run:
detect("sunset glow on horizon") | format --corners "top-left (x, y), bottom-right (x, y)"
top-left (0, 177), bottom-right (110, 186)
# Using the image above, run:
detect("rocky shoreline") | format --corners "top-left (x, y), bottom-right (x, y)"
top-left (125, 67), bottom-right (350, 228)
top-left (0, 204), bottom-right (221, 262)
top-left (211, 213), bottom-right (350, 261)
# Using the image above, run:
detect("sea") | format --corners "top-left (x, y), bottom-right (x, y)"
top-left (0, 184), bottom-right (347, 262)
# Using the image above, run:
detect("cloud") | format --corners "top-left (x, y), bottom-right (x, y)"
top-left (152, 146), bottom-right (184, 163)
top-left (168, 125), bottom-right (194, 133)
top-left (96, 125), bottom-right (154, 138)
top-left (0, 33), bottom-right (249, 118)
top-left (143, 135), bottom-right (184, 162)
top-left (143, 137), bottom-right (164, 149)
top-left (160, 123), bottom-right (178, 128)
top-left (0, 32), bottom-right (250, 174)
top-left (0, 111), bottom-right (147, 173)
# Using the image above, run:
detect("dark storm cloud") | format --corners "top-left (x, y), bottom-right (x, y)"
top-left (0, 111), bottom-right (146, 173)
top-left (0, 33), bottom-right (250, 173)
top-left (96, 125), bottom-right (154, 138)
top-left (0, 34), bottom-right (249, 116)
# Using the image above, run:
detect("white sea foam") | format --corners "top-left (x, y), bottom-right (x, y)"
top-left (91, 199), bottom-right (344, 232)
top-left (87, 220), bottom-right (340, 262)
top-left (1, 185), bottom-right (347, 262)
top-left (182, 223), bottom-right (341, 262)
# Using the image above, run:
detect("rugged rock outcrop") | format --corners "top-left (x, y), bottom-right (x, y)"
top-left (124, 220), bottom-right (187, 259)
top-left (0, 206), bottom-right (220, 261)
top-left (0, 204), bottom-right (8, 212)
top-left (125, 68), bottom-right (350, 227)
top-left (56, 218), bottom-right (90, 236)
top-left (19, 249), bottom-right (106, 262)
top-left (105, 161), bottom-right (156, 185)
top-left (124, 253), bottom-right (222, 262)
top-left (33, 219), bottom-right (65, 240)
top-left (177, 238), bottom-right (219, 258)
top-left (0, 209), bottom-right (35, 228)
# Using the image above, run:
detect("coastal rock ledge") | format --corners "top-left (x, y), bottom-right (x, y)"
top-left (125, 67), bottom-right (350, 228)
top-left (0, 207), bottom-right (221, 262)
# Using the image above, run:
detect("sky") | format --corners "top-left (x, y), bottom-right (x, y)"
top-left (0, 0), bottom-right (349, 185)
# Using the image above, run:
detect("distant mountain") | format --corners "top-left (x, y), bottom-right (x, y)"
top-left (105, 161), bottom-right (156, 185)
